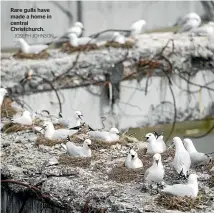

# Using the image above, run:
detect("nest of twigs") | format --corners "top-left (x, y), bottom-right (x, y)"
top-left (58, 154), bottom-right (91, 168)
top-left (13, 50), bottom-right (50, 60)
top-left (155, 193), bottom-right (213, 212)
top-left (2, 123), bottom-right (32, 133)
top-left (61, 42), bottom-right (99, 54)
top-left (90, 138), bottom-right (127, 150)
top-left (108, 165), bottom-right (143, 183)
top-left (105, 41), bottom-right (134, 49)
top-left (0, 97), bottom-right (17, 118)
top-left (89, 133), bottom-right (139, 150)
top-left (35, 136), bottom-right (66, 147)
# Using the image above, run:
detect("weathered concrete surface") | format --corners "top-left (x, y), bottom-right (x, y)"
top-left (1, 32), bottom-right (214, 130)
top-left (1, 128), bottom-right (214, 213)
top-left (1, 32), bottom-right (214, 90)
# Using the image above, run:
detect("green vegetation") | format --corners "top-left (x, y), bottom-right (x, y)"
top-left (128, 118), bottom-right (214, 142)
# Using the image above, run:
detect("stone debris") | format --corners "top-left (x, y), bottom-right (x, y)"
top-left (1, 128), bottom-right (214, 213)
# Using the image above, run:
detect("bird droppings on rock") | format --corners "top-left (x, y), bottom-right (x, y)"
top-left (13, 50), bottom-right (50, 60)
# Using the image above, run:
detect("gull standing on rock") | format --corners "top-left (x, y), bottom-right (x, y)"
top-left (183, 138), bottom-right (212, 167)
top-left (144, 153), bottom-right (164, 186)
top-left (62, 136), bottom-right (92, 157)
top-left (16, 38), bottom-right (48, 54)
top-left (130, 19), bottom-right (146, 37)
top-left (125, 149), bottom-right (143, 169)
top-left (172, 137), bottom-right (191, 178)
top-left (88, 127), bottom-right (120, 142)
top-left (42, 121), bottom-right (79, 140)
top-left (11, 110), bottom-right (33, 125)
top-left (0, 88), bottom-right (7, 106)
top-left (162, 174), bottom-right (198, 198)
top-left (145, 133), bottom-right (166, 154)
top-left (174, 12), bottom-right (201, 34)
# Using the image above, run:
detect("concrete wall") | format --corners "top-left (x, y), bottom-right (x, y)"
top-left (1, 1), bottom-right (203, 48)
top-left (21, 70), bottom-right (214, 130)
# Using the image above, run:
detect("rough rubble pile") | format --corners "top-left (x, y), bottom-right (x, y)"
top-left (1, 125), bottom-right (214, 213)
